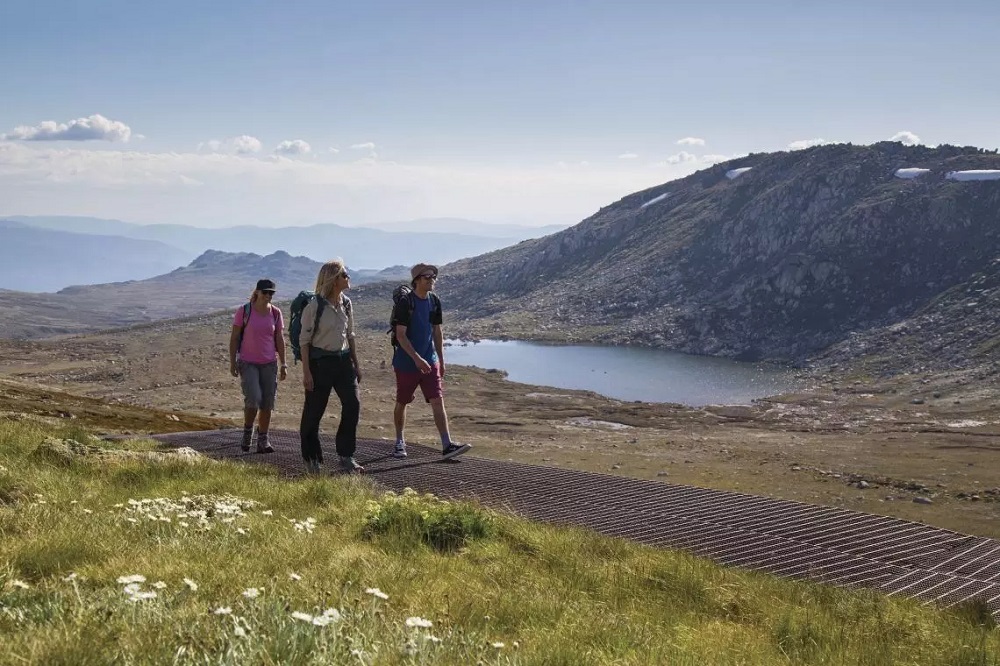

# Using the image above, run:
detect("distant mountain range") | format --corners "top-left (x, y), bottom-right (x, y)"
top-left (423, 142), bottom-right (1000, 367)
top-left (3, 216), bottom-right (567, 292)
top-left (0, 250), bottom-right (409, 339)
top-left (0, 220), bottom-right (192, 292)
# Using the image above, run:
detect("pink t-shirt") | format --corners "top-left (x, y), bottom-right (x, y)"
top-left (234, 305), bottom-right (284, 364)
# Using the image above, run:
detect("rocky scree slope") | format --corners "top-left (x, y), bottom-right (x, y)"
top-left (437, 143), bottom-right (1000, 364)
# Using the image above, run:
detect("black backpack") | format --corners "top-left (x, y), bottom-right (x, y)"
top-left (387, 284), bottom-right (440, 347)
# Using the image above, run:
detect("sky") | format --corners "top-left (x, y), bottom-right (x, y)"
top-left (1, 0), bottom-right (998, 229)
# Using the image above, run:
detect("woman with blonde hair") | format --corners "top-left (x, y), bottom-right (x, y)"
top-left (229, 278), bottom-right (287, 453)
top-left (298, 259), bottom-right (363, 473)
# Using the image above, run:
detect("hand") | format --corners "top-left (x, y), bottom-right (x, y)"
top-left (303, 373), bottom-right (314, 392)
top-left (230, 362), bottom-right (239, 378)
top-left (355, 366), bottom-right (363, 384)
top-left (439, 360), bottom-right (446, 378)
top-left (279, 366), bottom-right (287, 381)
top-left (415, 356), bottom-right (432, 374)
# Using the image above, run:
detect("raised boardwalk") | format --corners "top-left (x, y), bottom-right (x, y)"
top-left (152, 428), bottom-right (1000, 618)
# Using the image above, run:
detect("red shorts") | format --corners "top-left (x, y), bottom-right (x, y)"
top-left (394, 365), bottom-right (443, 404)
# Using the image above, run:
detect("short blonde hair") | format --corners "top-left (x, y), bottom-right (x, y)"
top-left (314, 258), bottom-right (346, 300)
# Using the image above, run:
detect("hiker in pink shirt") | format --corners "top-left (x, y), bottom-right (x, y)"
top-left (229, 278), bottom-right (287, 453)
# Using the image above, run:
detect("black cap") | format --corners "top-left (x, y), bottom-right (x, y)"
top-left (255, 278), bottom-right (276, 293)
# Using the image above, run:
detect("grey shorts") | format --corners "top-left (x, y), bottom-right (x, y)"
top-left (239, 360), bottom-right (278, 410)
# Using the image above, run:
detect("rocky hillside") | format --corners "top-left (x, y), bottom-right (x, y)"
top-left (433, 143), bottom-right (1000, 364)
top-left (812, 256), bottom-right (1000, 378)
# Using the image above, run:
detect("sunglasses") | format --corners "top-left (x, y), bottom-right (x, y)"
top-left (261, 290), bottom-right (275, 296)
top-left (420, 273), bottom-right (437, 280)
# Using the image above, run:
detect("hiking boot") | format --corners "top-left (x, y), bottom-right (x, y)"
top-left (393, 442), bottom-right (407, 459)
top-left (442, 443), bottom-right (471, 460)
top-left (339, 456), bottom-right (364, 473)
top-left (240, 427), bottom-right (253, 452)
top-left (304, 459), bottom-right (322, 474)
top-left (256, 433), bottom-right (274, 454)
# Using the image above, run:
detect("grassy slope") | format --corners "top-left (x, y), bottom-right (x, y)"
top-left (1, 417), bottom-right (997, 666)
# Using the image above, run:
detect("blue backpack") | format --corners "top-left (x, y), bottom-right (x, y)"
top-left (288, 291), bottom-right (352, 363)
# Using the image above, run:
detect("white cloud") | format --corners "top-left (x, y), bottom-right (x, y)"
top-left (667, 151), bottom-right (697, 164)
top-left (275, 139), bottom-right (312, 156)
top-left (349, 141), bottom-right (377, 160)
top-left (618, 152), bottom-right (639, 160)
top-left (699, 154), bottom-right (733, 164)
top-left (788, 138), bottom-right (833, 150)
top-left (2, 114), bottom-right (132, 142)
top-left (890, 131), bottom-right (921, 146)
top-left (676, 137), bottom-right (705, 146)
top-left (231, 135), bottom-right (262, 154)
top-left (328, 147), bottom-right (340, 154)
top-left (199, 135), bottom-right (262, 155)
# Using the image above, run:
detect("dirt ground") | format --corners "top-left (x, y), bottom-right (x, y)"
top-left (1, 305), bottom-right (999, 539)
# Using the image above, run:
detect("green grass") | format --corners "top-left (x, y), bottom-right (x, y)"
top-left (1, 417), bottom-right (997, 665)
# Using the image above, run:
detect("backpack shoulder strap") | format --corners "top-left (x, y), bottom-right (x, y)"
top-left (237, 302), bottom-right (252, 354)
top-left (313, 295), bottom-right (326, 331)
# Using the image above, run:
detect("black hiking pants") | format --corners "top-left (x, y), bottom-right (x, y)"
top-left (299, 354), bottom-right (360, 463)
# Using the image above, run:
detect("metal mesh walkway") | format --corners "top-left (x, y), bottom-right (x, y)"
top-left (151, 428), bottom-right (1000, 618)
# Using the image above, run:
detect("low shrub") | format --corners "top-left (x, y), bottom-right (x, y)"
top-left (363, 488), bottom-right (497, 552)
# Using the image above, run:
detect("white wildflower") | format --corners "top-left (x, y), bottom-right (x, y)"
top-left (242, 587), bottom-right (261, 599)
top-left (82, 509), bottom-right (93, 514)
top-left (123, 583), bottom-right (142, 595)
top-left (491, 642), bottom-right (505, 649)
top-left (406, 616), bottom-right (433, 628)
top-left (152, 581), bottom-right (167, 590)
top-left (236, 527), bottom-right (247, 535)
top-left (365, 587), bottom-right (389, 600)
top-left (261, 509), bottom-right (273, 516)
top-left (10, 580), bottom-right (30, 590)
top-left (70, 500), bottom-right (78, 505)
top-left (117, 574), bottom-right (146, 585)
top-left (288, 572), bottom-right (302, 581)
top-left (183, 578), bottom-right (198, 591)
top-left (291, 611), bottom-right (314, 623)
top-left (321, 608), bottom-right (342, 622)
top-left (214, 607), bottom-right (232, 615)
top-left (234, 626), bottom-right (247, 638)
top-left (63, 573), bottom-right (78, 582)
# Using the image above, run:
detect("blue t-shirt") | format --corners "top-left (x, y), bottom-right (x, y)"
top-left (392, 292), bottom-right (442, 372)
